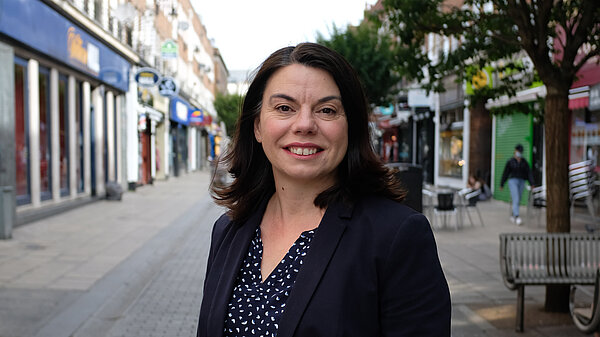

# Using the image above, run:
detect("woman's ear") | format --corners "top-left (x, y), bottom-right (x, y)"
top-left (254, 118), bottom-right (262, 143)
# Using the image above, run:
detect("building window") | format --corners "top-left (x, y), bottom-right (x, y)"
top-left (39, 66), bottom-right (52, 200)
top-left (94, 0), bottom-right (102, 23)
top-left (59, 74), bottom-right (69, 196)
top-left (439, 107), bottom-right (464, 178)
top-left (15, 57), bottom-right (30, 205)
top-left (125, 26), bottom-right (133, 47)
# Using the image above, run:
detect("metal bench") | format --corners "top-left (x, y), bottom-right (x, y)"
top-left (569, 160), bottom-right (597, 221)
top-left (499, 233), bottom-right (600, 332)
top-left (570, 270), bottom-right (600, 334)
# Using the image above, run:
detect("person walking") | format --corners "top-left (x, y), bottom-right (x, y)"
top-left (500, 144), bottom-right (534, 225)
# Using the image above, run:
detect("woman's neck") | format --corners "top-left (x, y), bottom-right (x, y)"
top-left (263, 179), bottom-right (329, 234)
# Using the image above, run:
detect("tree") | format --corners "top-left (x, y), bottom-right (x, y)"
top-left (317, 21), bottom-right (401, 107)
top-left (214, 93), bottom-right (244, 137)
top-left (380, 0), bottom-right (600, 311)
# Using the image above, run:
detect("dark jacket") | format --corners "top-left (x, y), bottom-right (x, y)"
top-left (500, 157), bottom-right (534, 187)
top-left (197, 195), bottom-right (451, 337)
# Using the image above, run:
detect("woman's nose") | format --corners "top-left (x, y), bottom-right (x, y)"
top-left (292, 107), bottom-right (317, 134)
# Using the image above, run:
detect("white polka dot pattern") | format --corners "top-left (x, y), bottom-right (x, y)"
top-left (223, 226), bottom-right (315, 336)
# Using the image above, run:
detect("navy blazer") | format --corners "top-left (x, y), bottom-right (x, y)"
top-left (197, 195), bottom-right (451, 336)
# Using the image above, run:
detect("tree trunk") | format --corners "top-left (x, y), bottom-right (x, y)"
top-left (469, 100), bottom-right (492, 183)
top-left (543, 88), bottom-right (571, 312)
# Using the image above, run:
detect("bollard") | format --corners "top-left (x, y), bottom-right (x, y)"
top-left (0, 186), bottom-right (15, 239)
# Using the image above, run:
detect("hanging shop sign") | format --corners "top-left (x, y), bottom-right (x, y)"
top-left (135, 68), bottom-right (160, 87)
top-left (158, 76), bottom-right (179, 97)
top-left (161, 39), bottom-right (178, 59)
top-left (0, 1), bottom-right (130, 91)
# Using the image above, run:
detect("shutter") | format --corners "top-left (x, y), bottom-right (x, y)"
top-left (494, 112), bottom-right (533, 205)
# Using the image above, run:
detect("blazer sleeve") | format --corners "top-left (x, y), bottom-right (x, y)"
top-left (380, 213), bottom-right (451, 336)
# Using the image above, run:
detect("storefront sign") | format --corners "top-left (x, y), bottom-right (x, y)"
top-left (169, 97), bottom-right (190, 125)
top-left (590, 83), bottom-right (600, 111)
top-left (0, 0), bottom-right (130, 91)
top-left (161, 39), bottom-right (178, 59)
top-left (158, 77), bottom-right (179, 97)
top-left (135, 68), bottom-right (160, 87)
top-left (466, 66), bottom-right (493, 95)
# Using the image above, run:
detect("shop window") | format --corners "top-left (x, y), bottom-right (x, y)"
top-left (571, 108), bottom-right (600, 167)
top-left (103, 93), bottom-right (108, 183)
top-left (113, 95), bottom-right (118, 181)
top-left (39, 66), bottom-right (52, 200)
top-left (59, 74), bottom-right (69, 196)
top-left (396, 123), bottom-right (413, 163)
top-left (14, 57), bottom-right (30, 205)
top-left (75, 80), bottom-right (84, 192)
top-left (439, 108), bottom-right (464, 178)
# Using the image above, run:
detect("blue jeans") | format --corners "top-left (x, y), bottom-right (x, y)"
top-left (508, 178), bottom-right (525, 217)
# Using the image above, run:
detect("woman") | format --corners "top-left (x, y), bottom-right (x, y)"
top-left (198, 43), bottom-right (450, 336)
top-left (500, 144), bottom-right (534, 226)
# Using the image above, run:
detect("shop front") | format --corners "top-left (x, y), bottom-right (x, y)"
top-left (0, 0), bottom-right (131, 220)
top-left (169, 97), bottom-right (190, 177)
top-left (569, 62), bottom-right (600, 169)
top-left (435, 75), bottom-right (468, 189)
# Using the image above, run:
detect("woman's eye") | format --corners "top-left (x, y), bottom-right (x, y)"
top-left (276, 105), bottom-right (292, 112)
top-left (320, 107), bottom-right (336, 114)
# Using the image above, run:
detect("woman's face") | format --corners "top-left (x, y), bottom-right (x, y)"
top-left (254, 64), bottom-right (348, 186)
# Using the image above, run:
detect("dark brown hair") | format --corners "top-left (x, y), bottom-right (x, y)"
top-left (212, 43), bottom-right (405, 223)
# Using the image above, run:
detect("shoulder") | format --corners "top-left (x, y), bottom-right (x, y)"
top-left (210, 213), bottom-right (235, 249)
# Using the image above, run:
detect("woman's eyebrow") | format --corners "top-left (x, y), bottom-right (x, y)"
top-left (269, 93), bottom-right (296, 103)
top-left (317, 95), bottom-right (342, 104)
top-left (268, 94), bottom-right (342, 104)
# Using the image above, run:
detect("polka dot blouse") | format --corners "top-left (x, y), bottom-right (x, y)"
top-left (223, 226), bottom-right (316, 337)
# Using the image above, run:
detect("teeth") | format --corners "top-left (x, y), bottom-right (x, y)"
top-left (289, 147), bottom-right (318, 156)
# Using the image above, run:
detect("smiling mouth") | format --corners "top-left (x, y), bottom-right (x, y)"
top-left (287, 147), bottom-right (322, 156)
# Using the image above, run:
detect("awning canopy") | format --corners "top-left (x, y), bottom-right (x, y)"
top-left (485, 85), bottom-right (546, 109)
top-left (569, 96), bottom-right (589, 110)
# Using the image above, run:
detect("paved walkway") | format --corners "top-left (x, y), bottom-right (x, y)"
top-left (434, 198), bottom-right (594, 336)
top-left (0, 171), bottom-right (595, 336)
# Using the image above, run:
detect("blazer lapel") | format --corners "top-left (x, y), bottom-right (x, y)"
top-left (276, 201), bottom-right (353, 337)
top-left (206, 202), bottom-right (266, 336)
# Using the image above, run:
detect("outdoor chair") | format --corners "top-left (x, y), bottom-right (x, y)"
top-left (422, 188), bottom-right (436, 227)
top-left (434, 192), bottom-right (459, 230)
top-left (527, 185), bottom-right (546, 227)
top-left (457, 188), bottom-right (485, 227)
top-left (569, 160), bottom-right (597, 221)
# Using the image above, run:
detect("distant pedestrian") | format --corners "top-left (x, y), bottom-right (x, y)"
top-left (500, 144), bottom-right (534, 225)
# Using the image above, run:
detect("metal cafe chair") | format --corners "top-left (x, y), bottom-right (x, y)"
top-left (434, 191), bottom-right (459, 230)
top-left (457, 188), bottom-right (485, 227)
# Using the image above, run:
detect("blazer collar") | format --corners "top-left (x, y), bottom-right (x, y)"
top-left (206, 198), bottom-right (355, 337)
top-left (276, 200), bottom-right (353, 337)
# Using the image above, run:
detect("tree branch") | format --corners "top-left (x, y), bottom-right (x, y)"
top-left (573, 51), bottom-right (600, 75)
